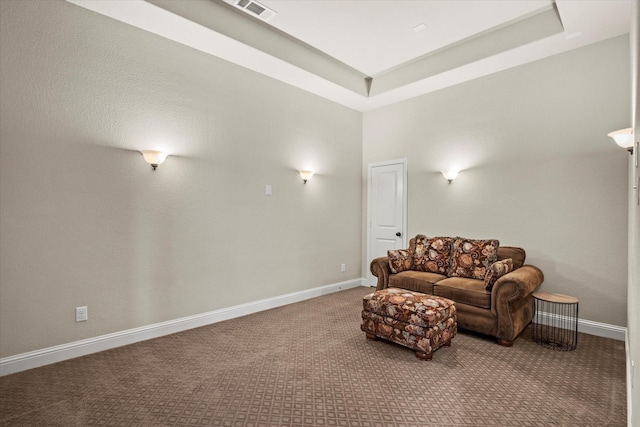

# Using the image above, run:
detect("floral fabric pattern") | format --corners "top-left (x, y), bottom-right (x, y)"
top-left (413, 236), bottom-right (453, 274)
top-left (411, 234), bottom-right (428, 271)
top-left (450, 238), bottom-right (499, 280)
top-left (387, 249), bottom-right (412, 273)
top-left (362, 287), bottom-right (456, 327)
top-left (361, 288), bottom-right (457, 356)
top-left (484, 258), bottom-right (514, 290)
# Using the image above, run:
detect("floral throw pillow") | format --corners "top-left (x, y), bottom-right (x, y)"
top-left (411, 234), bottom-right (429, 272)
top-left (413, 236), bottom-right (452, 274)
top-left (484, 258), bottom-right (514, 290)
top-left (450, 238), bottom-right (499, 280)
top-left (388, 249), bottom-right (413, 273)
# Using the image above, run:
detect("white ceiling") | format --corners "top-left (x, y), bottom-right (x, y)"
top-left (262, 0), bottom-right (555, 76)
top-left (68, 0), bottom-right (632, 112)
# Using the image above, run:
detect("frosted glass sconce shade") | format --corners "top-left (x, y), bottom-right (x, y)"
top-left (442, 170), bottom-right (459, 183)
top-left (607, 128), bottom-right (633, 148)
top-left (607, 128), bottom-right (635, 155)
top-left (141, 150), bottom-right (168, 170)
top-left (299, 170), bottom-right (314, 184)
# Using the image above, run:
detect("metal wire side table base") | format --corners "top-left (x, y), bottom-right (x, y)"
top-left (531, 292), bottom-right (578, 351)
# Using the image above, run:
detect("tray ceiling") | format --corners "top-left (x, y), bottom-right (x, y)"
top-left (67, 0), bottom-right (632, 111)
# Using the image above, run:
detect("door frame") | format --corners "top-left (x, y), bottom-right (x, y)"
top-left (366, 158), bottom-right (408, 286)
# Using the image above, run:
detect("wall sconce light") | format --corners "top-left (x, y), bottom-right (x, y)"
top-left (141, 150), bottom-right (169, 170)
top-left (442, 170), bottom-right (459, 184)
top-left (607, 128), bottom-right (634, 155)
top-left (299, 170), bottom-right (314, 184)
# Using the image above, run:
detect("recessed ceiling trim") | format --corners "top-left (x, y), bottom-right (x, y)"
top-left (64, 0), bottom-right (632, 113)
top-left (370, 4), bottom-right (564, 96)
top-left (149, 0), bottom-right (368, 96)
top-left (65, 0), bottom-right (370, 110)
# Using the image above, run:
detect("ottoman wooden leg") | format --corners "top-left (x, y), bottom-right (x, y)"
top-left (365, 333), bottom-right (378, 341)
top-left (415, 351), bottom-right (433, 361)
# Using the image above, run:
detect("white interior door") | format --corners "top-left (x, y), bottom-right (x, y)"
top-left (367, 159), bottom-right (407, 286)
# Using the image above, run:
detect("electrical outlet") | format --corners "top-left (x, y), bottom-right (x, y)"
top-left (76, 306), bottom-right (88, 322)
top-left (341, 263), bottom-right (346, 272)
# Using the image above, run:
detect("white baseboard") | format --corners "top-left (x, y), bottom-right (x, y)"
top-left (578, 318), bottom-right (626, 341)
top-left (536, 311), bottom-right (626, 341)
top-left (1, 282), bottom-right (624, 377)
top-left (0, 278), bottom-right (368, 377)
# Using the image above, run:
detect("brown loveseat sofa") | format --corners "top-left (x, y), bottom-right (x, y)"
top-left (370, 235), bottom-right (544, 346)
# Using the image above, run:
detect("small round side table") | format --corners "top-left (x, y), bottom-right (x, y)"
top-left (531, 292), bottom-right (579, 351)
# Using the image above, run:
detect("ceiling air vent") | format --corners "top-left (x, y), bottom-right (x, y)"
top-left (223, 0), bottom-right (277, 22)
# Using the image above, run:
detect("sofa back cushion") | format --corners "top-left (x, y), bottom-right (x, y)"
top-left (450, 238), bottom-right (499, 280)
top-left (412, 235), bottom-right (453, 275)
top-left (497, 246), bottom-right (526, 269)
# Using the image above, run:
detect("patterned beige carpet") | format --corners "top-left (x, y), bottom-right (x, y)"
top-left (0, 287), bottom-right (626, 426)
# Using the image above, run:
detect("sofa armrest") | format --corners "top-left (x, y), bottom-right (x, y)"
top-left (491, 264), bottom-right (544, 341)
top-left (370, 257), bottom-right (391, 290)
top-left (492, 265), bottom-right (544, 306)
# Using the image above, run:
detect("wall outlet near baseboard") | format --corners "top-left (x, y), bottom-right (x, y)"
top-left (341, 263), bottom-right (346, 272)
top-left (75, 306), bottom-right (88, 322)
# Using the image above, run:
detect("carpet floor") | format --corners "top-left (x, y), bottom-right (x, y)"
top-left (0, 286), bottom-right (627, 426)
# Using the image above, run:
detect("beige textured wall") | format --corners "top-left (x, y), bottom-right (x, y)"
top-left (363, 36), bottom-right (630, 327)
top-left (0, 0), bottom-right (362, 357)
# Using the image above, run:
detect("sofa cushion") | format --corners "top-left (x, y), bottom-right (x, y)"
top-left (450, 238), bottom-right (499, 280)
top-left (433, 277), bottom-right (491, 309)
top-left (388, 249), bottom-right (413, 273)
top-left (413, 236), bottom-right (453, 274)
top-left (497, 247), bottom-right (526, 270)
top-left (484, 258), bottom-right (514, 291)
top-left (389, 271), bottom-right (446, 295)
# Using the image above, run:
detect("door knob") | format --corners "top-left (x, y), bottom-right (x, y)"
top-left (396, 232), bottom-right (402, 237)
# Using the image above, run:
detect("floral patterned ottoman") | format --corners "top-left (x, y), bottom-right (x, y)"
top-left (361, 287), bottom-right (457, 360)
